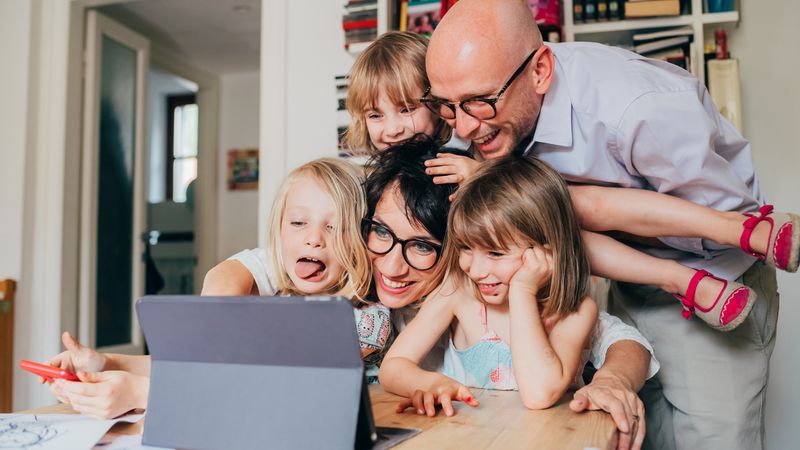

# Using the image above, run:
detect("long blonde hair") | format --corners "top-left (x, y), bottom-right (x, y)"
top-left (266, 158), bottom-right (371, 304)
top-left (441, 154), bottom-right (589, 318)
top-left (343, 31), bottom-right (450, 155)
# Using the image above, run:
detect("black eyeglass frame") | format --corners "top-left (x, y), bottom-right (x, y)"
top-left (420, 47), bottom-right (540, 121)
top-left (361, 218), bottom-right (442, 271)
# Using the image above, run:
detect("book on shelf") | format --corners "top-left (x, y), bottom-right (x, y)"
top-left (707, 58), bottom-right (743, 132)
top-left (526, 0), bottom-right (562, 26)
top-left (608, 0), bottom-right (622, 20)
top-left (632, 26), bottom-right (693, 42)
top-left (584, 0), bottom-right (597, 21)
top-left (573, 0), bottom-right (585, 23)
top-left (407, 0), bottom-right (440, 36)
top-left (633, 35), bottom-right (689, 54)
top-left (342, 0), bottom-right (378, 51)
top-left (596, 1), bottom-right (608, 21)
top-left (624, 0), bottom-right (680, 18)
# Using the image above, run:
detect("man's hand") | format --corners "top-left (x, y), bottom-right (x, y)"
top-left (424, 153), bottom-right (480, 186)
top-left (570, 373), bottom-right (645, 450)
top-left (52, 370), bottom-right (149, 419)
top-left (396, 378), bottom-right (480, 417)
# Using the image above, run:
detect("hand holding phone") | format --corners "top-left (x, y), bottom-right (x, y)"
top-left (19, 360), bottom-right (81, 382)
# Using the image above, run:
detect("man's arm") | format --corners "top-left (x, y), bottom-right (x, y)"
top-left (572, 340), bottom-right (649, 450)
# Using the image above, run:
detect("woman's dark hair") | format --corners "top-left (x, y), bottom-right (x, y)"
top-left (364, 136), bottom-right (471, 243)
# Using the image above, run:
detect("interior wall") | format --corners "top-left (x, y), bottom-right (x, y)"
top-left (728, 2), bottom-right (800, 448)
top-left (218, 71), bottom-right (261, 259)
top-left (259, 0), bottom-right (353, 246)
top-left (0, 1), bottom-right (31, 283)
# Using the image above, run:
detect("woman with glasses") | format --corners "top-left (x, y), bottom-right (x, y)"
top-left (199, 138), bottom-right (657, 444)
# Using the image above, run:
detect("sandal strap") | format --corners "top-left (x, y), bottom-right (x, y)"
top-left (740, 204), bottom-right (774, 258)
top-left (674, 269), bottom-right (712, 319)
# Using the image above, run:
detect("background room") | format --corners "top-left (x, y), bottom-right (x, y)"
top-left (1, 0), bottom-right (798, 448)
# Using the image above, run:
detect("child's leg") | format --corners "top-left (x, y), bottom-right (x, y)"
top-left (569, 185), bottom-right (772, 256)
top-left (582, 231), bottom-right (756, 329)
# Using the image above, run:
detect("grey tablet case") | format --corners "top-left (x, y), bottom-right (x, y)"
top-left (136, 295), bottom-right (364, 450)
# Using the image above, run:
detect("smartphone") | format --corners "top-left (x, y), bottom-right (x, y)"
top-left (19, 360), bottom-right (80, 382)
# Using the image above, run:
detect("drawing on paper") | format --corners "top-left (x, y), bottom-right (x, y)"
top-left (0, 417), bottom-right (60, 449)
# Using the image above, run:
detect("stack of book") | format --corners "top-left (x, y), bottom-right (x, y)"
top-left (624, 0), bottom-right (680, 18)
top-left (342, 0), bottom-right (378, 51)
top-left (573, 1), bottom-right (623, 23)
top-left (632, 26), bottom-right (693, 70)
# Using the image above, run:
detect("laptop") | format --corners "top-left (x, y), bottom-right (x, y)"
top-left (136, 295), bottom-right (419, 450)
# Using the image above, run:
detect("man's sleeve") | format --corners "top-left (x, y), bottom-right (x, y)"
top-left (614, 89), bottom-right (762, 255)
top-left (590, 311), bottom-right (660, 380)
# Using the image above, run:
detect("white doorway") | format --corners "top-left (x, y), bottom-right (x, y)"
top-left (79, 10), bottom-right (149, 353)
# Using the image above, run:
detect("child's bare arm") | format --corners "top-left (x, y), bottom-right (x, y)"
top-left (379, 291), bottom-right (457, 396)
top-left (508, 247), bottom-right (598, 409)
top-left (201, 259), bottom-right (258, 295)
top-left (379, 287), bottom-right (479, 416)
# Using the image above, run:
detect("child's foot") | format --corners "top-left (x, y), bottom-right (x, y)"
top-left (674, 270), bottom-right (757, 332)
top-left (740, 205), bottom-right (800, 272)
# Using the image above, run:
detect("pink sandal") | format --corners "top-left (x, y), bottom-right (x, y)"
top-left (741, 204), bottom-right (800, 272)
top-left (674, 269), bottom-right (757, 332)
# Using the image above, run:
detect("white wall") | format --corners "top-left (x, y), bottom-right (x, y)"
top-left (0, 1), bottom-right (31, 284)
top-left (217, 71), bottom-right (261, 259)
top-left (259, 0), bottom-right (355, 246)
top-left (728, 2), bottom-right (800, 448)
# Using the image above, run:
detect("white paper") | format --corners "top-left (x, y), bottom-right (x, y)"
top-left (0, 413), bottom-right (144, 450)
top-left (92, 434), bottom-right (173, 450)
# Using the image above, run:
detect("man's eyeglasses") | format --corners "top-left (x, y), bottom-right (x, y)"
top-left (420, 47), bottom-right (540, 121)
top-left (361, 219), bottom-right (441, 271)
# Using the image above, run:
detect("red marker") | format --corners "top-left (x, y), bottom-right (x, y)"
top-left (19, 360), bottom-right (80, 382)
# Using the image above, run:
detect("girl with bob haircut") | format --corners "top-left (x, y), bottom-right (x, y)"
top-left (380, 154), bottom-right (598, 411)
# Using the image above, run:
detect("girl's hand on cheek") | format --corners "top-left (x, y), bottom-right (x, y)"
top-left (510, 246), bottom-right (553, 295)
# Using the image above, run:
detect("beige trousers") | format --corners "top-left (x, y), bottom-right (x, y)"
top-left (608, 261), bottom-right (779, 450)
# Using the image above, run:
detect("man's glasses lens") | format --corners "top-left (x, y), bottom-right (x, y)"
top-left (363, 220), bottom-right (439, 271)
top-left (424, 99), bottom-right (496, 121)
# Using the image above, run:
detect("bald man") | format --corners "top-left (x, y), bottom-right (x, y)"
top-left (423, 1), bottom-right (777, 450)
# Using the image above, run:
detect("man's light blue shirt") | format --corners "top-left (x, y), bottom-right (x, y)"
top-left (525, 42), bottom-right (763, 280)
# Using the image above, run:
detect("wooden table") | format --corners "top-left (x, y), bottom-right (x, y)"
top-left (21, 385), bottom-right (617, 449)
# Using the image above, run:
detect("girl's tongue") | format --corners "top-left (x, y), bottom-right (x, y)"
top-left (295, 258), bottom-right (326, 280)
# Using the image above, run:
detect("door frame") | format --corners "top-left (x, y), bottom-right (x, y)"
top-left (79, 10), bottom-right (149, 353)
top-left (149, 46), bottom-right (219, 294)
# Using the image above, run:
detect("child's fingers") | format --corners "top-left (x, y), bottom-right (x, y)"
top-left (59, 379), bottom-right (101, 398)
top-left (62, 331), bottom-right (82, 353)
top-left (439, 393), bottom-right (455, 417)
top-left (423, 391), bottom-right (437, 417)
top-left (456, 386), bottom-right (480, 407)
top-left (425, 164), bottom-right (456, 175)
top-left (432, 174), bottom-right (462, 185)
top-left (395, 398), bottom-right (413, 413)
top-left (411, 390), bottom-right (425, 415)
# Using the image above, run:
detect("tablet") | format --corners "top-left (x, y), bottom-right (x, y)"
top-left (136, 295), bottom-right (417, 450)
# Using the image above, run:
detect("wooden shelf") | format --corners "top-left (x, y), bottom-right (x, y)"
top-left (571, 11), bottom-right (739, 35)
top-left (573, 15), bottom-right (693, 34)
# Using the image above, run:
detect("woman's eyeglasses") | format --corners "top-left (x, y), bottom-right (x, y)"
top-left (361, 219), bottom-right (441, 271)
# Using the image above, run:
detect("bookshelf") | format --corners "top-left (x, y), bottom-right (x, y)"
top-left (344, 0), bottom-right (394, 54)
top-left (562, 0), bottom-right (740, 82)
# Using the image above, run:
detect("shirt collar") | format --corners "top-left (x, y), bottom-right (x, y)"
top-left (525, 52), bottom-right (573, 154)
